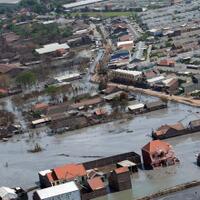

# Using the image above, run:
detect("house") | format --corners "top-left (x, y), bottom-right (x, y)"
top-left (128, 103), bottom-right (145, 113)
top-left (81, 177), bottom-right (107, 200)
top-left (188, 119), bottom-right (200, 131)
top-left (142, 140), bottom-right (179, 169)
top-left (152, 122), bottom-right (185, 139)
top-left (109, 167), bottom-right (131, 192)
top-left (117, 160), bottom-right (138, 173)
top-left (157, 59), bottom-right (175, 67)
top-left (0, 63), bottom-right (24, 77)
top-left (32, 103), bottom-right (49, 113)
top-left (103, 91), bottom-right (126, 101)
top-left (33, 181), bottom-right (81, 200)
top-left (117, 41), bottom-right (134, 50)
top-left (39, 163), bottom-right (87, 188)
top-left (182, 81), bottom-right (200, 94)
top-left (162, 78), bottom-right (179, 94)
top-left (144, 100), bottom-right (167, 111)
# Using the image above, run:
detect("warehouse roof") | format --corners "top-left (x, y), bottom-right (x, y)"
top-left (114, 69), bottom-right (142, 76)
top-left (35, 181), bottom-right (79, 200)
top-left (35, 43), bottom-right (70, 54)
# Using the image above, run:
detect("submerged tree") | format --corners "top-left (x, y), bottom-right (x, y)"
top-left (16, 71), bottom-right (36, 88)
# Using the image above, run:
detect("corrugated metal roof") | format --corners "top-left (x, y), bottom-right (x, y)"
top-left (36, 43), bottom-right (70, 54)
top-left (36, 181), bottom-right (79, 199)
top-left (128, 103), bottom-right (144, 111)
top-left (114, 69), bottom-right (142, 76)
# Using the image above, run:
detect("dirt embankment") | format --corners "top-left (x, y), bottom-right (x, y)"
top-left (108, 83), bottom-right (200, 108)
top-left (136, 180), bottom-right (200, 200)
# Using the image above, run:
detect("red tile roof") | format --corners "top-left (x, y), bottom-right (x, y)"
top-left (53, 164), bottom-right (86, 181)
top-left (119, 35), bottom-right (131, 42)
top-left (0, 88), bottom-right (8, 94)
top-left (158, 59), bottom-right (175, 66)
top-left (115, 167), bottom-right (129, 174)
top-left (142, 140), bottom-right (172, 154)
top-left (87, 177), bottom-right (105, 191)
top-left (33, 103), bottom-right (48, 111)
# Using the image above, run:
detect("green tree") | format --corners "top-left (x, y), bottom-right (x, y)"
top-left (19, 0), bottom-right (47, 14)
top-left (16, 71), bottom-right (36, 87)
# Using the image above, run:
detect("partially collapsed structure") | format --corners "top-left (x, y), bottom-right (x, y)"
top-left (142, 140), bottom-right (179, 169)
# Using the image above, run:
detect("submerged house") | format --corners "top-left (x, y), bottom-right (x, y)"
top-left (152, 122), bottom-right (185, 139)
top-left (188, 119), bottom-right (200, 131)
top-left (39, 163), bottom-right (87, 188)
top-left (142, 140), bottom-right (179, 169)
top-left (109, 167), bottom-right (131, 192)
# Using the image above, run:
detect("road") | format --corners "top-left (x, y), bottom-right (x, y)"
top-left (109, 83), bottom-right (200, 107)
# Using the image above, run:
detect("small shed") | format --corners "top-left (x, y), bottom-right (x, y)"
top-left (128, 103), bottom-right (144, 113)
top-left (109, 167), bottom-right (131, 192)
top-left (117, 160), bottom-right (138, 173)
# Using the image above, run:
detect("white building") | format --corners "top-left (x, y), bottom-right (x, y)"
top-left (0, 187), bottom-right (18, 200)
top-left (33, 181), bottom-right (81, 200)
top-left (128, 103), bottom-right (145, 112)
top-left (109, 69), bottom-right (142, 82)
top-left (54, 73), bottom-right (81, 83)
top-left (63, 0), bottom-right (107, 9)
top-left (35, 43), bottom-right (70, 55)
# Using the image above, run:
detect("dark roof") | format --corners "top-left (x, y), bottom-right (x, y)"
top-left (145, 100), bottom-right (166, 109)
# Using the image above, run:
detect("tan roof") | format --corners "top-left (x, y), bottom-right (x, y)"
top-left (0, 63), bottom-right (20, 74)
top-left (155, 122), bottom-right (184, 136)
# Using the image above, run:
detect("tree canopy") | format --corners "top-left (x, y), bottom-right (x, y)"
top-left (16, 71), bottom-right (36, 87)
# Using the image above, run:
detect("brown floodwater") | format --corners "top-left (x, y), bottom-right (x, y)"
top-left (0, 100), bottom-right (199, 200)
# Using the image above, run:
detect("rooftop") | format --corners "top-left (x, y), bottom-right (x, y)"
top-left (63, 0), bottom-right (107, 9)
top-left (35, 181), bottom-right (79, 199)
top-left (115, 167), bottom-right (129, 174)
top-left (35, 43), bottom-right (70, 55)
top-left (53, 163), bottom-right (86, 181)
top-left (142, 140), bottom-right (172, 154)
top-left (87, 177), bottom-right (105, 191)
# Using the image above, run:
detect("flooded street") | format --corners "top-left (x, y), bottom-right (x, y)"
top-left (0, 100), bottom-right (200, 199)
